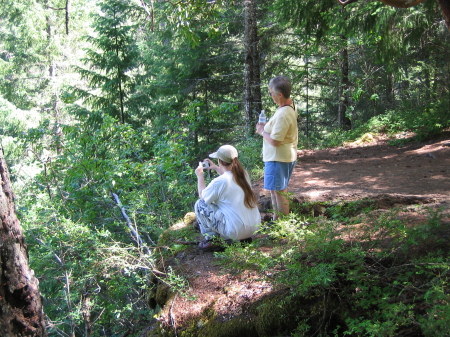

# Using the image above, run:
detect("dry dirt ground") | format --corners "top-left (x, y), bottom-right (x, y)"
top-left (151, 134), bottom-right (450, 334)
top-left (254, 133), bottom-right (449, 201)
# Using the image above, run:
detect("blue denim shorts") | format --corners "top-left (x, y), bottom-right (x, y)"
top-left (264, 161), bottom-right (296, 191)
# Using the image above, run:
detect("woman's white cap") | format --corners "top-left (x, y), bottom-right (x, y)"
top-left (209, 145), bottom-right (238, 164)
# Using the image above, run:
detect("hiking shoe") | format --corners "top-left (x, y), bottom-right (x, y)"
top-left (198, 239), bottom-right (226, 252)
top-left (260, 220), bottom-right (275, 231)
top-left (240, 237), bottom-right (252, 244)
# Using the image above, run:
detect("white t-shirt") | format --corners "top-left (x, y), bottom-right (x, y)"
top-left (201, 171), bottom-right (261, 240)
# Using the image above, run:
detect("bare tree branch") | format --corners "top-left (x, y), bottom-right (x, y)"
top-left (112, 192), bottom-right (154, 252)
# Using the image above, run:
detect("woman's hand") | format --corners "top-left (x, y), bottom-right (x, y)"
top-left (195, 162), bottom-right (204, 177)
top-left (204, 158), bottom-right (218, 172)
top-left (256, 124), bottom-right (281, 146)
top-left (195, 162), bottom-right (207, 198)
top-left (255, 123), bottom-right (265, 136)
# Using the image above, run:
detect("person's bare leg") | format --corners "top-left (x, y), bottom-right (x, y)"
top-left (270, 189), bottom-right (289, 220)
top-left (277, 190), bottom-right (289, 216)
top-left (269, 190), bottom-right (278, 219)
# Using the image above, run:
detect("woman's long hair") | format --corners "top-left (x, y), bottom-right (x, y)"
top-left (220, 158), bottom-right (257, 208)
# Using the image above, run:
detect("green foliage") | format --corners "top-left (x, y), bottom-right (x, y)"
top-left (165, 266), bottom-right (191, 298)
top-left (215, 241), bottom-right (275, 273)
top-left (0, 0), bottom-right (95, 110)
top-left (0, 97), bottom-right (43, 187)
top-left (327, 199), bottom-right (376, 222)
top-left (303, 98), bottom-right (450, 149)
top-left (137, 5), bottom-right (246, 133)
top-left (0, 98), bottom-right (28, 161)
top-left (24, 110), bottom-right (195, 231)
top-left (0, 98), bottom-right (28, 136)
top-left (0, 0), bottom-right (48, 108)
top-left (164, 0), bottom-right (229, 47)
top-left (233, 136), bottom-right (264, 182)
top-left (214, 204), bottom-right (450, 336)
top-left (271, 0), bottom-right (339, 41)
top-left (20, 194), bottom-right (155, 336)
top-left (418, 280), bottom-right (450, 335)
top-left (73, 0), bottom-right (142, 124)
top-left (1, 0), bottom-right (450, 335)
top-left (362, 105), bottom-right (450, 140)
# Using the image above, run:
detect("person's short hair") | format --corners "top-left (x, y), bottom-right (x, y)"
top-left (269, 76), bottom-right (291, 98)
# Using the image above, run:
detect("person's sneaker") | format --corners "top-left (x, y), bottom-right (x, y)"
top-left (198, 239), bottom-right (226, 252)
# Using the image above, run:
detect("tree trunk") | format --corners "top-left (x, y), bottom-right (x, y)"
top-left (65, 0), bottom-right (70, 35)
top-left (82, 293), bottom-right (92, 337)
top-left (244, 0), bottom-right (262, 133)
top-left (338, 30), bottom-right (351, 130)
top-left (438, 0), bottom-right (450, 31)
top-left (386, 72), bottom-right (395, 106)
top-left (0, 145), bottom-right (47, 337)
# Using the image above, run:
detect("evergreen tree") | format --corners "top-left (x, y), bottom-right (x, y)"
top-left (0, 0), bottom-right (49, 109)
top-left (138, 0), bottom-right (246, 153)
top-left (74, 0), bottom-right (142, 124)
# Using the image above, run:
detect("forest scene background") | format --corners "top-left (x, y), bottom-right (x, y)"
top-left (1, 0), bottom-right (449, 336)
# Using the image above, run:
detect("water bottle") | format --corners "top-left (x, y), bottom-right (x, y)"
top-left (259, 110), bottom-right (266, 124)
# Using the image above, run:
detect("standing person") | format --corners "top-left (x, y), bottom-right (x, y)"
top-left (255, 75), bottom-right (298, 221)
top-left (194, 145), bottom-right (261, 252)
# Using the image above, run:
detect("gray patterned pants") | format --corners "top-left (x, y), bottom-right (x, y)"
top-left (194, 199), bottom-right (228, 240)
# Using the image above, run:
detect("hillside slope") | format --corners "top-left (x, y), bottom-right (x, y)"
top-left (144, 134), bottom-right (450, 337)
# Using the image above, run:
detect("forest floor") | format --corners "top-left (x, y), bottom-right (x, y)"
top-left (254, 131), bottom-right (449, 202)
top-left (151, 133), bottom-right (450, 335)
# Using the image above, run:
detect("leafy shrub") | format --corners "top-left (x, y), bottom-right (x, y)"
top-left (21, 195), bottom-right (156, 337)
top-left (234, 136), bottom-right (265, 181)
top-left (214, 203), bottom-right (450, 336)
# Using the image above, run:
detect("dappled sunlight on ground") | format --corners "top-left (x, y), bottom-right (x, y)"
top-left (279, 136), bottom-right (450, 201)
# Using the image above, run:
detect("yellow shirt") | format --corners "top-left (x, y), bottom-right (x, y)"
top-left (263, 105), bottom-right (298, 162)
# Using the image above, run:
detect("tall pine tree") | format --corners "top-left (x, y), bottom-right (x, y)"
top-left (74, 0), bottom-right (142, 124)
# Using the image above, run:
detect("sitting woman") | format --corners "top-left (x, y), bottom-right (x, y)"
top-left (194, 145), bottom-right (261, 252)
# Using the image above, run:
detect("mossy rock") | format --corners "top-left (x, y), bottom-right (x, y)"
top-left (183, 212), bottom-right (198, 227)
top-left (199, 316), bottom-right (259, 337)
top-left (170, 305), bottom-right (258, 337)
top-left (155, 283), bottom-right (172, 308)
top-left (158, 212), bottom-right (199, 246)
top-left (251, 289), bottom-right (309, 336)
top-left (252, 289), bottom-right (346, 336)
top-left (147, 287), bottom-right (348, 336)
top-left (147, 275), bottom-right (174, 310)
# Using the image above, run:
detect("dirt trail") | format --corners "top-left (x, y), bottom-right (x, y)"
top-left (253, 135), bottom-right (450, 202)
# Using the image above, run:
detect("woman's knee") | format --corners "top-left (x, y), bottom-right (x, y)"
top-left (194, 199), bottom-right (205, 213)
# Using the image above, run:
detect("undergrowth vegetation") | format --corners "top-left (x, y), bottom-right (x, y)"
top-left (209, 200), bottom-right (450, 336)
top-left (306, 107), bottom-right (450, 149)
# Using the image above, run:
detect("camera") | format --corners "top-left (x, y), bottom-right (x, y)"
top-left (202, 160), bottom-right (210, 169)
